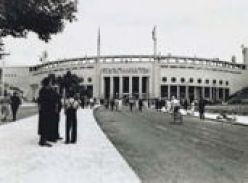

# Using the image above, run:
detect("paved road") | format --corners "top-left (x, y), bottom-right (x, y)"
top-left (94, 106), bottom-right (248, 183)
top-left (0, 105), bottom-right (38, 124)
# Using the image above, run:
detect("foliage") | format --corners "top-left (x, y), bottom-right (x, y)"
top-left (0, 0), bottom-right (77, 42)
top-left (48, 71), bottom-right (83, 96)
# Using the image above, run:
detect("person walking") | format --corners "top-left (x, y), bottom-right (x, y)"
top-left (64, 92), bottom-right (80, 144)
top-left (198, 96), bottom-right (206, 120)
top-left (118, 98), bottom-right (123, 111)
top-left (138, 98), bottom-right (143, 112)
top-left (183, 98), bottom-right (188, 111)
top-left (1, 92), bottom-right (11, 122)
top-left (110, 98), bottom-right (115, 111)
top-left (10, 92), bottom-right (21, 121)
top-left (129, 97), bottom-right (134, 112)
top-left (38, 77), bottom-right (55, 147)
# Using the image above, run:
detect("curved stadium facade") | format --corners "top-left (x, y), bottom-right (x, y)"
top-left (4, 52), bottom-right (248, 102)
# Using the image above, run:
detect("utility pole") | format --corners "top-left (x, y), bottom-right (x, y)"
top-left (0, 38), bottom-right (10, 96)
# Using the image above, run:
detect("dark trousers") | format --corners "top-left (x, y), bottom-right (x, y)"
top-left (39, 135), bottom-right (47, 144)
top-left (55, 113), bottom-right (60, 139)
top-left (199, 111), bottom-right (205, 120)
top-left (66, 112), bottom-right (77, 143)
top-left (130, 103), bottom-right (133, 111)
top-left (139, 106), bottom-right (142, 112)
top-left (11, 106), bottom-right (18, 121)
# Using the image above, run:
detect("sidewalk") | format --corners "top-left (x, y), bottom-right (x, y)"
top-left (0, 109), bottom-right (141, 183)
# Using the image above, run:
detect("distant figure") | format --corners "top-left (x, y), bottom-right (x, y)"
top-left (80, 95), bottom-right (85, 109)
top-left (138, 99), bottom-right (143, 112)
top-left (1, 92), bottom-right (11, 121)
top-left (104, 98), bottom-right (110, 109)
top-left (171, 96), bottom-right (180, 113)
top-left (64, 92), bottom-right (80, 144)
top-left (115, 98), bottom-right (119, 111)
top-left (10, 92), bottom-right (21, 121)
top-left (129, 97), bottom-right (135, 112)
top-left (188, 100), bottom-right (195, 115)
top-left (198, 96), bottom-right (206, 120)
top-left (183, 98), bottom-right (188, 110)
top-left (166, 99), bottom-right (172, 113)
top-left (89, 98), bottom-right (94, 109)
top-left (110, 98), bottom-right (115, 111)
top-left (118, 98), bottom-right (123, 111)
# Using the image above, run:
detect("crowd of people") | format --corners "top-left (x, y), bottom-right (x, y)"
top-left (0, 91), bottom-right (22, 122)
top-left (102, 95), bottom-right (208, 121)
top-left (103, 97), bottom-right (145, 112)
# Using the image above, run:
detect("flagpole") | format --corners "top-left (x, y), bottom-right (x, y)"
top-left (152, 26), bottom-right (157, 58)
top-left (96, 27), bottom-right (101, 99)
top-left (97, 27), bottom-right (101, 61)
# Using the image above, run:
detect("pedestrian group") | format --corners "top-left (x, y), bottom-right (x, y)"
top-left (37, 77), bottom-right (82, 147)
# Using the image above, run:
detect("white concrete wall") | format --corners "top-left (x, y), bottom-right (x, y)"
top-left (4, 57), bottom-right (248, 100)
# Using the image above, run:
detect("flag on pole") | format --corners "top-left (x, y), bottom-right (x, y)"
top-left (152, 26), bottom-right (157, 41)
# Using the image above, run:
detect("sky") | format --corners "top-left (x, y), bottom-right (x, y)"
top-left (2, 0), bottom-right (248, 66)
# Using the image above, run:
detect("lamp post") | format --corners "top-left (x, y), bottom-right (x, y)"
top-left (0, 39), bottom-right (10, 96)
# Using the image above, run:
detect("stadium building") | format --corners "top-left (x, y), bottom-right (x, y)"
top-left (2, 47), bottom-right (248, 102)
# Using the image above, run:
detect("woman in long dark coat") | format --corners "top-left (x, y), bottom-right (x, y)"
top-left (38, 77), bottom-right (56, 147)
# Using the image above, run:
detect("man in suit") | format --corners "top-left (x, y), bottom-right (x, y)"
top-left (198, 96), bottom-right (206, 120)
top-left (10, 92), bottom-right (21, 121)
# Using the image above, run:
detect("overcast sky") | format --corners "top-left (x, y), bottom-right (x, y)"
top-left (3, 0), bottom-right (248, 66)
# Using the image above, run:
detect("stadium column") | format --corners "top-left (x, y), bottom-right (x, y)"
top-left (129, 76), bottom-right (133, 97)
top-left (148, 77), bottom-right (152, 100)
top-left (110, 77), bottom-right (113, 98)
top-left (101, 77), bottom-right (104, 98)
top-left (168, 85), bottom-right (171, 99)
top-left (194, 87), bottom-right (197, 100)
top-left (185, 86), bottom-right (189, 100)
top-left (216, 87), bottom-right (219, 101)
top-left (177, 86), bottom-right (180, 99)
top-left (223, 89), bottom-right (226, 101)
top-left (139, 77), bottom-right (142, 99)
top-left (210, 87), bottom-right (213, 101)
top-left (202, 87), bottom-right (205, 98)
top-left (119, 76), bottom-right (123, 98)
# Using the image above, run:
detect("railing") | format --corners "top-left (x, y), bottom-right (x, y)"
top-left (29, 55), bottom-right (246, 73)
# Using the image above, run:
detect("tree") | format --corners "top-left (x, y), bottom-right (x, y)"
top-left (0, 0), bottom-right (77, 42)
top-left (47, 71), bottom-right (82, 97)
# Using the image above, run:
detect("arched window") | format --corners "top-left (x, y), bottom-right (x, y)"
top-left (226, 81), bottom-right (229, 86)
top-left (219, 80), bottom-right (223, 85)
top-left (198, 79), bottom-right (202, 84)
top-left (205, 79), bottom-right (209, 84)
top-left (213, 79), bottom-right (216, 84)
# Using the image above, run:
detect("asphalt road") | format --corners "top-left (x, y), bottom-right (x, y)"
top-left (94, 106), bottom-right (248, 183)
